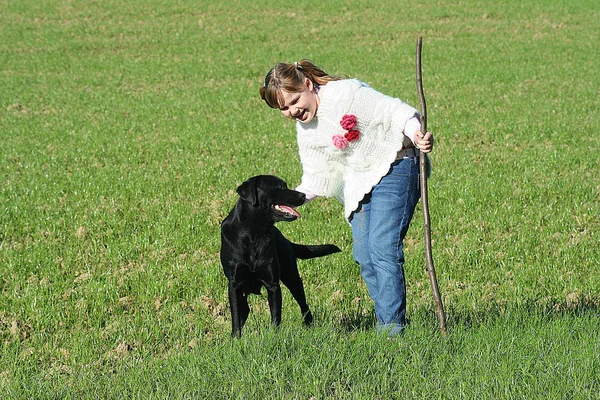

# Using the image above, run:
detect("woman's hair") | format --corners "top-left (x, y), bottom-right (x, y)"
top-left (260, 60), bottom-right (342, 109)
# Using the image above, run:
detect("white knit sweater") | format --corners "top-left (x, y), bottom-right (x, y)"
top-left (296, 79), bottom-right (419, 220)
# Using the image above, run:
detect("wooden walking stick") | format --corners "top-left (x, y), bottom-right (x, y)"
top-left (416, 37), bottom-right (447, 334)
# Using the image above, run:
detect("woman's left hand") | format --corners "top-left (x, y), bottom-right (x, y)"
top-left (415, 130), bottom-right (434, 153)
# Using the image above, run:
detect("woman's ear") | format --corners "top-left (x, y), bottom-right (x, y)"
top-left (305, 78), bottom-right (314, 91)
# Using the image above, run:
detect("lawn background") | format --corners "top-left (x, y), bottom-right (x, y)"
top-left (1, 0), bottom-right (599, 398)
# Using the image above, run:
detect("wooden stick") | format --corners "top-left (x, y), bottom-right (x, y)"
top-left (416, 37), bottom-right (447, 334)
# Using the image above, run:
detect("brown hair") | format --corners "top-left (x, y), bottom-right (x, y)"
top-left (259, 60), bottom-right (342, 109)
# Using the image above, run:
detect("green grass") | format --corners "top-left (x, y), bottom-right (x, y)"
top-left (1, 0), bottom-right (599, 398)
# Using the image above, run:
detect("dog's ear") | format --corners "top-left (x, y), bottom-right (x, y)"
top-left (237, 178), bottom-right (259, 206)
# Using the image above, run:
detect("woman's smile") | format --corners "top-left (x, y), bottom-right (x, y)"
top-left (279, 78), bottom-right (319, 124)
top-left (294, 109), bottom-right (307, 122)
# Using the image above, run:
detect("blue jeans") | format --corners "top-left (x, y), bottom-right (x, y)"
top-left (350, 157), bottom-right (421, 336)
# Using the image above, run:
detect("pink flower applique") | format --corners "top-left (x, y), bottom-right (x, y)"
top-left (345, 129), bottom-right (360, 142)
top-left (332, 134), bottom-right (348, 149)
top-left (340, 114), bottom-right (358, 131)
top-left (333, 114), bottom-right (360, 149)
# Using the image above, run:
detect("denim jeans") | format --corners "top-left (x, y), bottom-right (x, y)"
top-left (350, 157), bottom-right (421, 336)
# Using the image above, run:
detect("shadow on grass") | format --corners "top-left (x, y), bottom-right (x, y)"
top-left (437, 295), bottom-right (600, 331)
top-left (332, 295), bottom-right (600, 333)
top-left (335, 309), bottom-right (377, 332)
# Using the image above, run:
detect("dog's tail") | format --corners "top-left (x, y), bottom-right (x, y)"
top-left (292, 243), bottom-right (341, 259)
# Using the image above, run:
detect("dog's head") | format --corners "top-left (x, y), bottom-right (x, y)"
top-left (236, 175), bottom-right (305, 222)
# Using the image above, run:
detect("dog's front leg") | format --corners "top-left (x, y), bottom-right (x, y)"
top-left (228, 281), bottom-right (244, 338)
top-left (265, 283), bottom-right (282, 327)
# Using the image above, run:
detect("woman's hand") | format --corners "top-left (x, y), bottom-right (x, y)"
top-left (414, 130), bottom-right (434, 153)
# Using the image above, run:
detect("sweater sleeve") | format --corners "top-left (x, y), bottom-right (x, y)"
top-left (403, 116), bottom-right (421, 146)
top-left (351, 83), bottom-right (419, 148)
top-left (294, 184), bottom-right (318, 203)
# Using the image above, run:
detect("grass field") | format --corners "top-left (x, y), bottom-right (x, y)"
top-left (2, 0), bottom-right (599, 398)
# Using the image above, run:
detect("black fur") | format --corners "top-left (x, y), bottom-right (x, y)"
top-left (220, 175), bottom-right (340, 337)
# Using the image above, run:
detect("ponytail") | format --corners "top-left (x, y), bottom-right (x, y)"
top-left (260, 60), bottom-right (342, 109)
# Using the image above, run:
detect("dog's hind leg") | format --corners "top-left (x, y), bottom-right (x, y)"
top-left (281, 271), bottom-right (313, 326)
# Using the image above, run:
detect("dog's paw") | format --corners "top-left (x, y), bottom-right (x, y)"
top-left (303, 311), bottom-right (314, 326)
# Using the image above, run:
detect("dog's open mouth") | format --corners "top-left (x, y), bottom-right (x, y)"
top-left (272, 204), bottom-right (301, 219)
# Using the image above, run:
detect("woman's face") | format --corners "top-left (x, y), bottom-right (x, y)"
top-left (278, 78), bottom-right (320, 123)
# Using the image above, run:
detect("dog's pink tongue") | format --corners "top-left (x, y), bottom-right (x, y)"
top-left (279, 205), bottom-right (301, 218)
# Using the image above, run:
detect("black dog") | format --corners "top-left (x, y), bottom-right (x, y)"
top-left (220, 175), bottom-right (340, 337)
